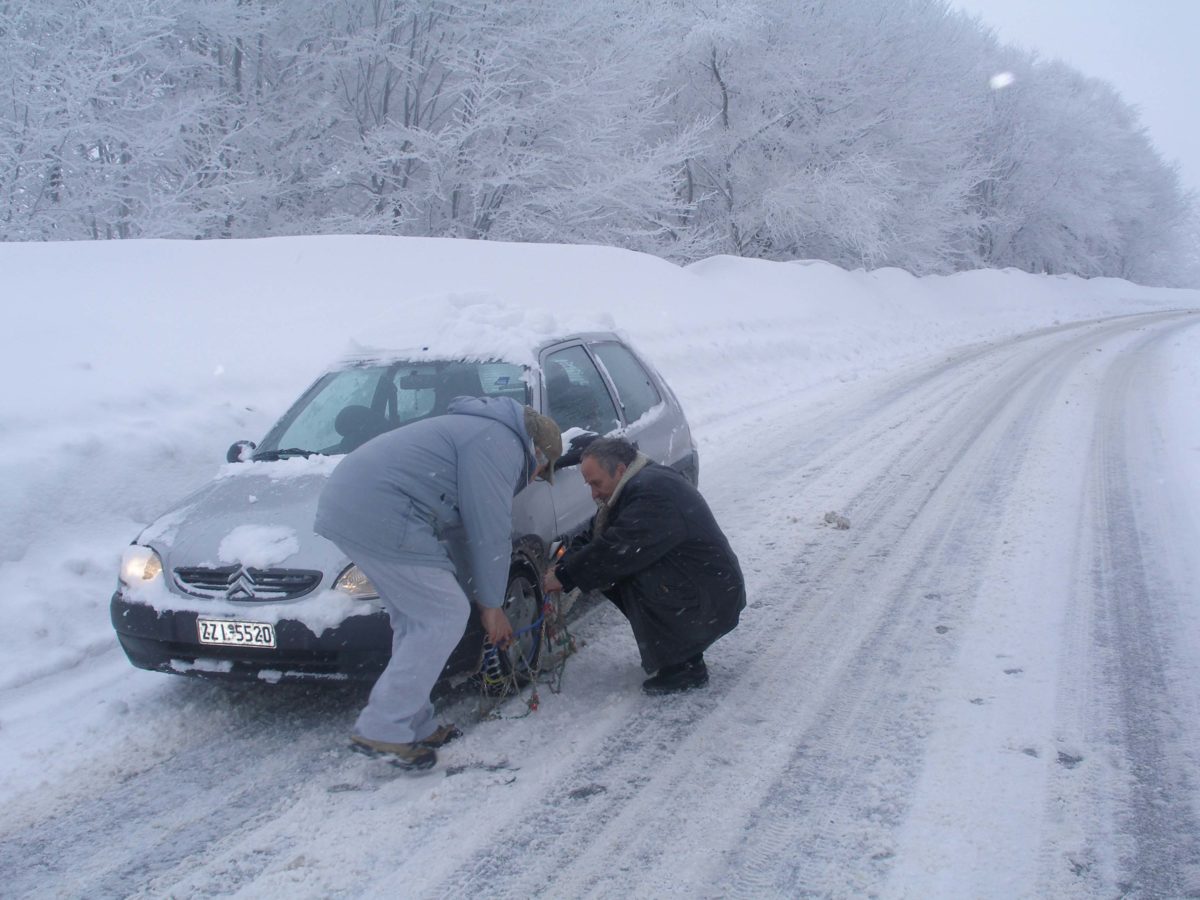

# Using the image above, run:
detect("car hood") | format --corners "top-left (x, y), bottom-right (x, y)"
top-left (138, 455), bottom-right (348, 578)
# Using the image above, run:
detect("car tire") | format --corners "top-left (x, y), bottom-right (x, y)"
top-left (495, 566), bottom-right (545, 682)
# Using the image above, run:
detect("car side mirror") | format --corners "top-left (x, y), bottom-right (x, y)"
top-left (555, 432), bottom-right (599, 470)
top-left (226, 440), bottom-right (257, 463)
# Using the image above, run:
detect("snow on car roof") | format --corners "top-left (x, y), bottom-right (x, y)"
top-left (330, 291), bottom-right (620, 369)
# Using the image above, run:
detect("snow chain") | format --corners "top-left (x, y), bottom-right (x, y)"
top-left (477, 589), bottom-right (577, 721)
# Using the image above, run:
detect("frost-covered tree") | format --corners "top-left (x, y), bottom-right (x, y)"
top-left (660, 0), bottom-right (1003, 272)
top-left (0, 0), bottom-right (292, 240)
top-left (969, 56), bottom-right (1193, 284)
top-left (0, 0), bottom-right (180, 239)
top-left (0, 0), bottom-right (1194, 285)
top-left (296, 0), bottom-right (700, 252)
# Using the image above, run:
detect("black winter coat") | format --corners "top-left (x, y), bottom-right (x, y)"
top-left (555, 463), bottom-right (745, 672)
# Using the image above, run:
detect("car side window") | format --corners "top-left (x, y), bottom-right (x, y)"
top-left (543, 346), bottom-right (621, 434)
top-left (590, 342), bottom-right (662, 424)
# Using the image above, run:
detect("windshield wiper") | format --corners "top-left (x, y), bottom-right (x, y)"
top-left (251, 448), bottom-right (319, 462)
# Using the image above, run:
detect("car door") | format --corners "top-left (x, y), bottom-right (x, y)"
top-left (539, 341), bottom-right (623, 539)
top-left (588, 339), bottom-right (693, 474)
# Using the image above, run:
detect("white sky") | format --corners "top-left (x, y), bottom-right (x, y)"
top-left (949, 0), bottom-right (1200, 195)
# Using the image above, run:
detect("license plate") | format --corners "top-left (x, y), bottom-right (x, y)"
top-left (197, 618), bottom-right (276, 648)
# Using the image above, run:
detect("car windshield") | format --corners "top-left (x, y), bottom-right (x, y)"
top-left (255, 360), bottom-right (529, 458)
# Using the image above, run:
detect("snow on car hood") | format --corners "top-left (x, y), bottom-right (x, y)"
top-left (125, 455), bottom-right (372, 633)
top-left (140, 455), bottom-right (342, 568)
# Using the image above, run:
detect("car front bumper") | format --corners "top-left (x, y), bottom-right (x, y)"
top-left (110, 591), bottom-right (391, 683)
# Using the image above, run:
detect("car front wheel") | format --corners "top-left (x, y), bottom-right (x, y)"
top-left (478, 566), bottom-right (545, 694)
top-left (501, 567), bottom-right (544, 677)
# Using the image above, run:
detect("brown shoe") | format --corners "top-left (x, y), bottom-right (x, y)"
top-left (350, 734), bottom-right (437, 770)
top-left (418, 723), bottom-right (463, 748)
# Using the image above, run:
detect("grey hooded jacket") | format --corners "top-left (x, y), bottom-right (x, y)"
top-left (314, 395), bottom-right (537, 608)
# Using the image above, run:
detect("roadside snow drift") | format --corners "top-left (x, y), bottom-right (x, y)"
top-left (0, 234), bottom-right (1192, 692)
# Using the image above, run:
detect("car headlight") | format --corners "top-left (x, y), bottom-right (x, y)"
top-left (120, 545), bottom-right (163, 586)
top-left (333, 564), bottom-right (379, 600)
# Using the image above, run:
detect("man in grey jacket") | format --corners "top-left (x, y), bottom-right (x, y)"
top-left (315, 395), bottom-right (561, 769)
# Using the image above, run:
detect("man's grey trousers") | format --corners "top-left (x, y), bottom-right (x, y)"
top-left (346, 550), bottom-right (471, 744)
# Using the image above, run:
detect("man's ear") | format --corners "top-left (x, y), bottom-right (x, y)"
top-left (614, 462), bottom-right (628, 479)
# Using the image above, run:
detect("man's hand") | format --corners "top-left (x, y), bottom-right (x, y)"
top-left (479, 606), bottom-right (514, 649)
top-left (543, 566), bottom-right (563, 594)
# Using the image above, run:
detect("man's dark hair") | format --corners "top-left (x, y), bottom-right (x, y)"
top-left (581, 436), bottom-right (637, 474)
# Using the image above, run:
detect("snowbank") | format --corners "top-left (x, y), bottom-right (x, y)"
top-left (0, 235), bottom-right (1195, 691)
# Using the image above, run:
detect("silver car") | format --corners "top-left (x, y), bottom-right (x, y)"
top-left (111, 332), bottom-right (698, 683)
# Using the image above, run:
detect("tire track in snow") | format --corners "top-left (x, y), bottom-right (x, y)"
top-left (708, 314), bottom-right (1192, 897)
top-left (0, 680), bottom-right (365, 899)
top-left (406, 312), bottom-right (1195, 898)
top-left (1042, 314), bottom-right (1200, 897)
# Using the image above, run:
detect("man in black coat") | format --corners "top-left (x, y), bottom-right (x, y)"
top-left (543, 437), bottom-right (745, 694)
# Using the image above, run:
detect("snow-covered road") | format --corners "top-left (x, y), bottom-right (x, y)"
top-left (4, 310), bottom-right (1198, 899)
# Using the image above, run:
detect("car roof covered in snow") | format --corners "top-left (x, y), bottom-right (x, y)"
top-left (331, 329), bottom-right (627, 371)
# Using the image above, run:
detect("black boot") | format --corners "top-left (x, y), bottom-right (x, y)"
top-left (642, 654), bottom-right (708, 695)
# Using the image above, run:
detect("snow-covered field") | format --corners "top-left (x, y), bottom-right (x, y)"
top-left (2, 236), bottom-right (1199, 897)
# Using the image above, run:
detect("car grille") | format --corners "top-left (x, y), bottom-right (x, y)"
top-left (173, 565), bottom-right (323, 602)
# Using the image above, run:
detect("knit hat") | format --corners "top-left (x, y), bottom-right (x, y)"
top-left (524, 407), bottom-right (562, 484)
